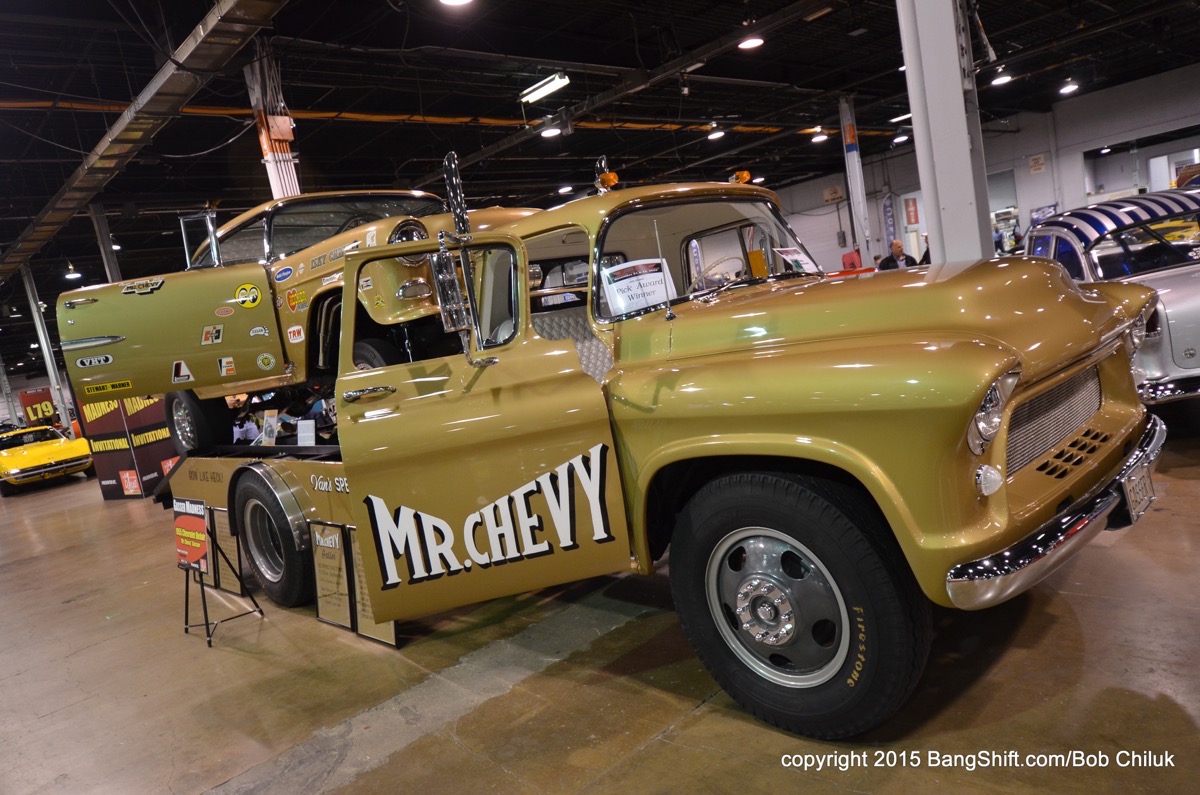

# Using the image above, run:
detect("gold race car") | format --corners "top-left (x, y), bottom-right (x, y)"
top-left (0, 425), bottom-right (93, 496)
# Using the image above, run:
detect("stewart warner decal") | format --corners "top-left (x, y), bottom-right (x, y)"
top-left (364, 443), bottom-right (612, 588)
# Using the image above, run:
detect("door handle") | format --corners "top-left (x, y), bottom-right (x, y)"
top-left (342, 385), bottom-right (397, 403)
top-left (62, 297), bottom-right (98, 308)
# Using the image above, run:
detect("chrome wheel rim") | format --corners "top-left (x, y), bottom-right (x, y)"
top-left (171, 400), bottom-right (198, 450)
top-left (705, 527), bottom-right (849, 687)
top-left (242, 497), bottom-right (284, 583)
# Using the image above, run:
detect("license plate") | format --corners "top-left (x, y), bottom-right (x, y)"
top-left (1120, 460), bottom-right (1155, 523)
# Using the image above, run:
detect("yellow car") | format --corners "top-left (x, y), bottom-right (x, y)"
top-left (0, 425), bottom-right (93, 496)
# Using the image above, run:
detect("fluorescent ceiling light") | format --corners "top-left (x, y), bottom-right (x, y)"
top-left (520, 72), bottom-right (570, 104)
top-left (804, 7), bottom-right (833, 22)
top-left (889, 112), bottom-right (912, 123)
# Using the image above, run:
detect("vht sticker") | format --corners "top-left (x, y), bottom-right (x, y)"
top-left (364, 443), bottom-right (612, 588)
top-left (75, 354), bottom-right (114, 368)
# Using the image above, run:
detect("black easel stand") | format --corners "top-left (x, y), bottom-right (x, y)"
top-left (183, 537), bottom-right (263, 647)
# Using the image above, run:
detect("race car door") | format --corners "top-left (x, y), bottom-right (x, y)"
top-left (337, 234), bottom-right (632, 622)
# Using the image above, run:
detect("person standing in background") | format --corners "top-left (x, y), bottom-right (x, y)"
top-left (878, 239), bottom-right (917, 270)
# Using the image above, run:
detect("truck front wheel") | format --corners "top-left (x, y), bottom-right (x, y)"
top-left (165, 391), bottom-right (232, 455)
top-left (233, 474), bottom-right (314, 607)
top-left (670, 473), bottom-right (931, 739)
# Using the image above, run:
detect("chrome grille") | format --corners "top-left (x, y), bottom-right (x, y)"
top-left (1006, 366), bottom-right (1102, 474)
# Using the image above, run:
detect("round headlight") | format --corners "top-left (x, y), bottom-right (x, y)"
top-left (389, 220), bottom-right (429, 265)
top-left (1128, 313), bottom-right (1147, 353)
top-left (974, 384), bottom-right (1004, 443)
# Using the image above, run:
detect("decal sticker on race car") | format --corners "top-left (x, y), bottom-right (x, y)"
top-left (215, 306), bottom-right (235, 317)
top-left (83, 379), bottom-right (133, 396)
top-left (364, 443), bottom-right (612, 587)
top-left (310, 253), bottom-right (327, 270)
top-left (286, 325), bottom-right (305, 343)
top-left (367, 229), bottom-right (377, 247)
top-left (373, 296), bottom-right (385, 309)
top-left (218, 357), bottom-right (236, 377)
top-left (75, 354), bottom-right (114, 368)
top-left (171, 360), bottom-right (194, 384)
top-left (235, 283), bottom-right (262, 308)
top-left (250, 326), bottom-right (269, 337)
top-left (322, 273), bottom-right (340, 286)
top-left (358, 276), bottom-right (373, 291)
top-left (200, 324), bottom-right (223, 345)
top-left (120, 277), bottom-right (164, 295)
top-left (275, 266), bottom-right (294, 283)
top-left (257, 353), bottom-right (276, 371)
top-left (286, 287), bottom-right (308, 312)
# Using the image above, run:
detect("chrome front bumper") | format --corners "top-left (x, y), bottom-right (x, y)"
top-left (946, 414), bottom-right (1167, 610)
top-left (1138, 375), bottom-right (1200, 404)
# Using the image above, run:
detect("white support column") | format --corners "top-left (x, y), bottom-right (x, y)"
top-left (895, 0), bottom-right (992, 262)
top-left (20, 264), bottom-right (75, 438)
top-left (0, 353), bottom-right (18, 425)
top-left (839, 95), bottom-right (874, 263)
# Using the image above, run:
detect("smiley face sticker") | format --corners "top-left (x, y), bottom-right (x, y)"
top-left (235, 283), bottom-right (262, 308)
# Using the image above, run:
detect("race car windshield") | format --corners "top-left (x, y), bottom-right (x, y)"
top-left (0, 428), bottom-right (64, 451)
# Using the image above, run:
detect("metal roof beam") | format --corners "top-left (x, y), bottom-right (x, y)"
top-left (0, 0), bottom-right (288, 279)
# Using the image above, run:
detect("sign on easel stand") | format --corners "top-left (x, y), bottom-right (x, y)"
top-left (177, 498), bottom-right (262, 646)
top-left (175, 498), bottom-right (209, 574)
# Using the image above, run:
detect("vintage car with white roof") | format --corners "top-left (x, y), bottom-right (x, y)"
top-left (1026, 188), bottom-right (1200, 403)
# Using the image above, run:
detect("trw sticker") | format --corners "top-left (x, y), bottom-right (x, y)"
top-left (287, 325), bottom-right (305, 343)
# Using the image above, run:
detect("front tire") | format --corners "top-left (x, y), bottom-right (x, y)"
top-left (233, 474), bottom-right (314, 607)
top-left (165, 391), bottom-right (232, 455)
top-left (670, 473), bottom-right (930, 739)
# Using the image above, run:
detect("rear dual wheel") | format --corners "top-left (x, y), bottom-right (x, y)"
top-left (670, 473), bottom-right (931, 739)
top-left (233, 473), bottom-right (314, 607)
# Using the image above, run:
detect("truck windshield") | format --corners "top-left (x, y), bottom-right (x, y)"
top-left (594, 199), bottom-right (819, 321)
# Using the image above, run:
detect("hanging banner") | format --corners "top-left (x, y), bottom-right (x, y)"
top-left (18, 387), bottom-right (58, 426)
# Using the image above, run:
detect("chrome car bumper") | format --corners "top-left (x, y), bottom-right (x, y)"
top-left (1138, 375), bottom-right (1200, 404)
top-left (945, 414), bottom-right (1167, 610)
top-left (3, 455), bottom-right (93, 485)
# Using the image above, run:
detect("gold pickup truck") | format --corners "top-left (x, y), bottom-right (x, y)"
top-left (59, 156), bottom-right (1165, 739)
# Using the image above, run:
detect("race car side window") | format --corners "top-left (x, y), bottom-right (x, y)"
top-left (1053, 236), bottom-right (1085, 280)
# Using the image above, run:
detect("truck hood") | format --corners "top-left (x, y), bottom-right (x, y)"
top-left (654, 257), bottom-right (1138, 383)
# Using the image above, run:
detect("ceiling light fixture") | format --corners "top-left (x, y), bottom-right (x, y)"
top-left (520, 72), bottom-right (570, 104)
top-left (889, 112), bottom-right (912, 123)
top-left (557, 186), bottom-right (573, 194)
top-left (1100, 147), bottom-right (1112, 154)
top-left (991, 67), bottom-right (1012, 86)
top-left (898, 65), bottom-right (906, 72)
top-left (751, 176), bottom-right (765, 184)
top-left (109, 236), bottom-right (121, 251)
top-left (707, 128), bottom-right (726, 140)
top-left (65, 263), bottom-right (82, 280)
top-left (1059, 78), bottom-right (1079, 95)
top-left (811, 126), bottom-right (828, 143)
top-left (438, 0), bottom-right (473, 6)
top-left (738, 35), bottom-right (764, 49)
top-left (540, 124), bottom-right (562, 138)
top-left (893, 130), bottom-right (910, 144)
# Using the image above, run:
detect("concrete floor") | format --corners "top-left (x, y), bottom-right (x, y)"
top-left (1, 405), bottom-right (1197, 794)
